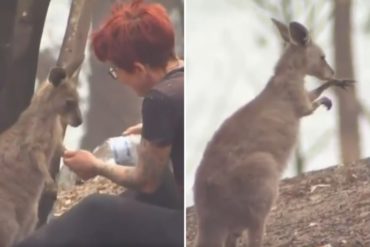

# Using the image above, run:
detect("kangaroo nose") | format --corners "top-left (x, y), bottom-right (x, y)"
top-left (326, 67), bottom-right (335, 80)
top-left (76, 118), bottom-right (82, 127)
top-left (71, 117), bottom-right (82, 127)
top-left (330, 67), bottom-right (335, 76)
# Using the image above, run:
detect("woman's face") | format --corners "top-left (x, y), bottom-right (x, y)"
top-left (110, 62), bottom-right (154, 97)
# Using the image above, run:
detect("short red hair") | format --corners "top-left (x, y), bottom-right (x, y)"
top-left (92, 0), bottom-right (175, 72)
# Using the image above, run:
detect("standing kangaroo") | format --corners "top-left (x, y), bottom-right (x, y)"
top-left (194, 19), bottom-right (353, 247)
top-left (0, 61), bottom-right (83, 247)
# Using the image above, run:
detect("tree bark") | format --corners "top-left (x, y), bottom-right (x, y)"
top-left (0, 0), bottom-right (17, 92)
top-left (0, 0), bottom-right (50, 133)
top-left (37, 0), bottom-right (93, 227)
top-left (49, 0), bottom-right (92, 181)
top-left (334, 0), bottom-right (361, 163)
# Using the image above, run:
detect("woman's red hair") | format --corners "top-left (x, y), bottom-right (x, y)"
top-left (92, 0), bottom-right (175, 72)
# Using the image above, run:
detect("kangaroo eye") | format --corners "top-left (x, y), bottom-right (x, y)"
top-left (321, 55), bottom-right (326, 60)
top-left (65, 100), bottom-right (76, 110)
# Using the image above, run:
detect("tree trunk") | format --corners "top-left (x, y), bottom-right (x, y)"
top-left (0, 0), bottom-right (50, 133)
top-left (0, 0), bottom-right (17, 92)
top-left (333, 0), bottom-right (360, 163)
top-left (37, 0), bottom-right (92, 227)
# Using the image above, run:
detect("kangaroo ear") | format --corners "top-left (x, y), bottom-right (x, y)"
top-left (289, 22), bottom-right (311, 46)
top-left (48, 67), bottom-right (66, 87)
top-left (271, 18), bottom-right (290, 43)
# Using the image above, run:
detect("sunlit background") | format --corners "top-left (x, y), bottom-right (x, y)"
top-left (185, 0), bottom-right (370, 206)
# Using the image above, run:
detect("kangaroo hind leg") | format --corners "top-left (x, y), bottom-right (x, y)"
top-left (195, 216), bottom-right (228, 247)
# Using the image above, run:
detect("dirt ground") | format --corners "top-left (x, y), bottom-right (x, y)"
top-left (186, 158), bottom-right (370, 247)
top-left (53, 176), bottom-right (124, 216)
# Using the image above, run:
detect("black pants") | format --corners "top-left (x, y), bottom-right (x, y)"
top-left (15, 171), bottom-right (183, 247)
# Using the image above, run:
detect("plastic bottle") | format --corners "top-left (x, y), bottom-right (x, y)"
top-left (92, 135), bottom-right (140, 166)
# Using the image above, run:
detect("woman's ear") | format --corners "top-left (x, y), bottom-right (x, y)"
top-left (132, 62), bottom-right (146, 75)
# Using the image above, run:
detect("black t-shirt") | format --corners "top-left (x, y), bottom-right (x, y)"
top-left (141, 67), bottom-right (184, 193)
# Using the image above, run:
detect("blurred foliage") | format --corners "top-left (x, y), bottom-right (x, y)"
top-left (228, 0), bottom-right (333, 47)
top-left (358, 0), bottom-right (370, 34)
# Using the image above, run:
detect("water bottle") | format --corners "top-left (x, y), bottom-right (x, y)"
top-left (92, 135), bottom-right (140, 166)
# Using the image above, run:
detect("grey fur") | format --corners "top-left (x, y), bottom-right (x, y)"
top-left (0, 66), bottom-right (82, 246)
top-left (194, 20), bottom-right (336, 247)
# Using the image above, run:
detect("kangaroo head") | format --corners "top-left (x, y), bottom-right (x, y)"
top-left (47, 65), bottom-right (82, 127)
top-left (272, 18), bottom-right (335, 80)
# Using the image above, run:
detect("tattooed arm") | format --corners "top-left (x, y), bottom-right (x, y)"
top-left (64, 88), bottom-right (179, 193)
top-left (96, 138), bottom-right (171, 193)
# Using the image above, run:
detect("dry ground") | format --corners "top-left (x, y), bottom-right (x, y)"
top-left (53, 176), bottom-right (124, 216)
top-left (186, 158), bottom-right (370, 247)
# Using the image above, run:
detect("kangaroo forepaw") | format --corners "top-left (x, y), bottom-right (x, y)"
top-left (45, 176), bottom-right (57, 193)
top-left (320, 97), bottom-right (333, 110)
top-left (319, 96), bottom-right (332, 110)
top-left (333, 79), bottom-right (355, 90)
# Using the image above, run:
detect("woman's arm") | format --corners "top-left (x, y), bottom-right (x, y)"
top-left (96, 138), bottom-right (171, 193)
top-left (63, 138), bottom-right (171, 193)
top-left (122, 123), bottom-right (143, 136)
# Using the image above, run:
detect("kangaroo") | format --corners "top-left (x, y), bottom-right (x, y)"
top-left (0, 61), bottom-right (83, 247)
top-left (193, 19), bottom-right (353, 247)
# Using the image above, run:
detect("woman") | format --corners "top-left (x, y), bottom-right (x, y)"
top-left (16, 0), bottom-right (184, 246)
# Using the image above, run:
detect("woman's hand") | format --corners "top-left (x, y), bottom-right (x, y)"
top-left (122, 123), bottom-right (142, 136)
top-left (63, 150), bottom-right (101, 180)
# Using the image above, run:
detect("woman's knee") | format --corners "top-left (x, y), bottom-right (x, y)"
top-left (76, 193), bottom-right (117, 213)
